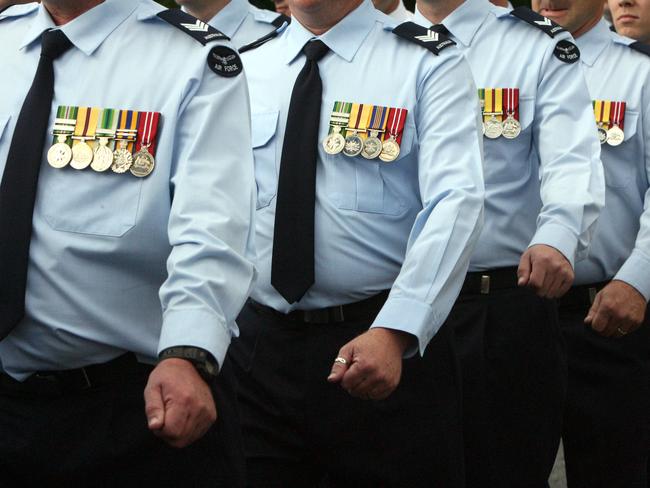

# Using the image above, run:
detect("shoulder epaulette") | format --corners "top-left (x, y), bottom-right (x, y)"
top-left (271, 13), bottom-right (291, 29)
top-left (510, 7), bottom-right (566, 38)
top-left (157, 9), bottom-right (229, 45)
top-left (239, 20), bottom-right (286, 54)
top-left (630, 41), bottom-right (650, 57)
top-left (392, 22), bottom-right (456, 56)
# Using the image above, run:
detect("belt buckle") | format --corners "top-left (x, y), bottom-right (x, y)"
top-left (480, 275), bottom-right (490, 295)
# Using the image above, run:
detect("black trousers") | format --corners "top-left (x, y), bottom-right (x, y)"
top-left (228, 301), bottom-right (465, 488)
top-left (559, 287), bottom-right (650, 488)
top-left (0, 355), bottom-right (245, 487)
top-left (448, 285), bottom-right (566, 488)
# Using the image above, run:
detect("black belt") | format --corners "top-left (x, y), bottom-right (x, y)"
top-left (249, 291), bottom-right (389, 324)
top-left (559, 281), bottom-right (609, 310)
top-left (0, 353), bottom-right (153, 393)
top-left (460, 267), bottom-right (519, 295)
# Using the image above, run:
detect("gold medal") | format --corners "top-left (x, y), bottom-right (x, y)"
top-left (112, 109), bottom-right (139, 174)
top-left (501, 114), bottom-right (521, 139)
top-left (112, 140), bottom-right (134, 173)
top-left (606, 124), bottom-right (624, 146)
top-left (343, 133), bottom-right (364, 157)
top-left (47, 134), bottom-right (73, 169)
top-left (323, 130), bottom-right (346, 155)
top-left (91, 139), bottom-right (115, 172)
top-left (70, 140), bottom-right (94, 170)
top-left (379, 137), bottom-right (400, 163)
top-left (484, 116), bottom-right (503, 139)
top-left (130, 145), bottom-right (155, 178)
top-left (47, 106), bottom-right (77, 169)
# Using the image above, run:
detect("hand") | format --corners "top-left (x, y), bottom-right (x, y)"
top-left (585, 280), bottom-right (647, 337)
top-left (518, 244), bottom-right (574, 298)
top-left (327, 328), bottom-right (413, 401)
top-left (144, 358), bottom-right (217, 448)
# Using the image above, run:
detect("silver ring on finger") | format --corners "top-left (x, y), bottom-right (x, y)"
top-left (334, 356), bottom-right (347, 365)
top-left (617, 327), bottom-right (628, 336)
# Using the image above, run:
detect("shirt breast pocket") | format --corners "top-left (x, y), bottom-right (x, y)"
top-left (325, 122), bottom-right (413, 216)
top-left (42, 169), bottom-right (143, 237)
top-left (601, 110), bottom-right (639, 189)
top-left (483, 96), bottom-right (535, 185)
top-left (251, 111), bottom-right (279, 209)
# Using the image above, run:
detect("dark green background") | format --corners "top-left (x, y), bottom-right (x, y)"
top-left (156, 1), bottom-right (530, 12)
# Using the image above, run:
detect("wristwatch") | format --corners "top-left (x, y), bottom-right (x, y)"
top-left (158, 346), bottom-right (219, 382)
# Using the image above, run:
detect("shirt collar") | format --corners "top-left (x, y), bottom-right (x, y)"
top-left (207, 0), bottom-right (248, 40)
top-left (284, 0), bottom-right (379, 64)
top-left (20, 0), bottom-right (138, 56)
top-left (414, 0), bottom-right (491, 47)
top-left (575, 18), bottom-right (611, 67)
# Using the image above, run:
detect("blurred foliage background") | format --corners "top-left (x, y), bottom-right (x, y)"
top-left (156, 0), bottom-right (530, 12)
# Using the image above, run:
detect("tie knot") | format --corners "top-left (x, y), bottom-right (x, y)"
top-left (41, 29), bottom-right (73, 60)
top-left (302, 40), bottom-right (329, 62)
top-left (429, 24), bottom-right (450, 36)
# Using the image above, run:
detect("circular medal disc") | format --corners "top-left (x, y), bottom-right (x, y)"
top-left (130, 150), bottom-right (155, 178)
top-left (361, 136), bottom-right (383, 160)
top-left (379, 138), bottom-right (400, 163)
top-left (112, 148), bottom-right (133, 173)
top-left (91, 145), bottom-right (115, 172)
top-left (343, 134), bottom-right (364, 157)
top-left (597, 126), bottom-right (608, 145)
top-left (606, 125), bottom-right (624, 147)
top-left (70, 142), bottom-right (94, 170)
top-left (501, 117), bottom-right (522, 140)
top-left (47, 142), bottom-right (73, 169)
top-left (323, 132), bottom-right (346, 155)
top-left (484, 117), bottom-right (503, 139)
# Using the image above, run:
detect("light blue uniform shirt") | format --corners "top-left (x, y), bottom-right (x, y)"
top-left (0, 0), bottom-right (256, 380)
top-left (573, 20), bottom-right (650, 300)
top-left (244, 0), bottom-right (485, 354)
top-left (186, 0), bottom-right (283, 49)
top-left (414, 0), bottom-right (604, 271)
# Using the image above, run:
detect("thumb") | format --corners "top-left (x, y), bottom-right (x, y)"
top-left (518, 252), bottom-right (532, 287)
top-left (144, 382), bottom-right (165, 430)
top-left (327, 346), bottom-right (353, 383)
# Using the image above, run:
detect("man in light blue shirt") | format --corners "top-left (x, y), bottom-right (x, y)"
top-left (176, 0), bottom-right (288, 49)
top-left (415, 0), bottom-right (604, 485)
top-left (532, 0), bottom-right (650, 485)
top-left (229, 0), bottom-right (485, 485)
top-left (0, 1), bottom-right (255, 485)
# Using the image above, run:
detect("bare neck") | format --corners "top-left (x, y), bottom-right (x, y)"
top-left (416, 0), bottom-right (465, 25)
top-left (42, 0), bottom-right (105, 25)
top-left (185, 0), bottom-right (231, 23)
top-left (571, 7), bottom-right (604, 39)
top-left (385, 0), bottom-right (401, 14)
top-left (292, 0), bottom-right (363, 36)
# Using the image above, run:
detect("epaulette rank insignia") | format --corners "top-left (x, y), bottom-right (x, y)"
top-left (510, 7), bottom-right (566, 38)
top-left (157, 9), bottom-right (242, 77)
top-left (392, 22), bottom-right (456, 56)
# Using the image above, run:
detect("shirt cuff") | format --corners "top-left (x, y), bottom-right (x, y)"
top-left (529, 223), bottom-right (579, 269)
top-left (158, 308), bottom-right (232, 370)
top-left (370, 296), bottom-right (446, 358)
top-left (614, 250), bottom-right (650, 302)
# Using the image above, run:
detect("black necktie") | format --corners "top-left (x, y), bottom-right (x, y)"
top-left (0, 29), bottom-right (72, 339)
top-left (271, 40), bottom-right (330, 304)
top-left (430, 23), bottom-right (450, 36)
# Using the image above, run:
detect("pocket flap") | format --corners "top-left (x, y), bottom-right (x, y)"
top-left (252, 111), bottom-right (279, 148)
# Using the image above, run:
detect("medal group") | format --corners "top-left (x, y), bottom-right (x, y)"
top-left (322, 102), bottom-right (408, 162)
top-left (479, 88), bottom-right (522, 139)
top-left (593, 100), bottom-right (626, 146)
top-left (46, 106), bottom-right (162, 177)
